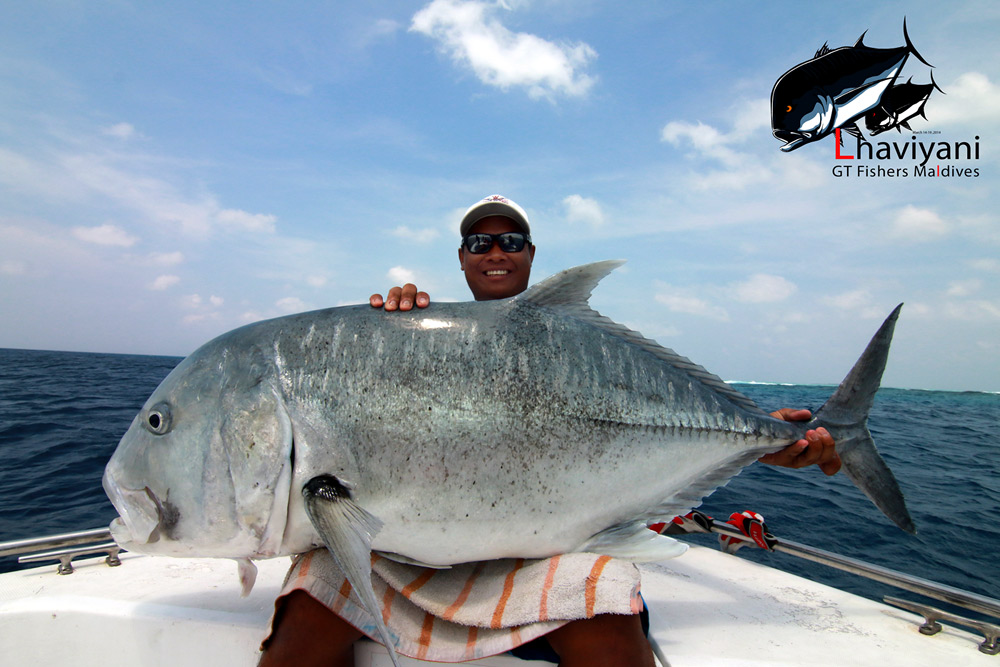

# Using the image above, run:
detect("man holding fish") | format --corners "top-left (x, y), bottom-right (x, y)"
top-left (259, 194), bottom-right (839, 667)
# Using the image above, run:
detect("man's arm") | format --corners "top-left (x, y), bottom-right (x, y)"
top-left (369, 284), bottom-right (430, 311)
top-left (759, 408), bottom-right (841, 475)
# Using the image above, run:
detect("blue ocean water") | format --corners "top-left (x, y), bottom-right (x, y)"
top-left (1, 347), bottom-right (998, 618)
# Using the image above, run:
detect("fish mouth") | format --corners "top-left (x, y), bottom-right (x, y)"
top-left (104, 470), bottom-right (170, 547)
top-left (774, 130), bottom-right (812, 152)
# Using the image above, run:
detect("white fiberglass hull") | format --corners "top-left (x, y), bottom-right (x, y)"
top-left (0, 545), bottom-right (990, 666)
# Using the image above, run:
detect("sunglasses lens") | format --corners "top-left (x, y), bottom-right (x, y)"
top-left (497, 233), bottom-right (526, 252)
top-left (463, 232), bottom-right (529, 254)
top-left (465, 234), bottom-right (492, 253)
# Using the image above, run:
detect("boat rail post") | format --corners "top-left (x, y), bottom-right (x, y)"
top-left (0, 527), bottom-right (121, 574)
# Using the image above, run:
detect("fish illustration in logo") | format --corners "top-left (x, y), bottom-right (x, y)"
top-left (865, 72), bottom-right (943, 136)
top-left (771, 20), bottom-right (933, 152)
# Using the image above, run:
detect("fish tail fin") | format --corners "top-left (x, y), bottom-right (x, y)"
top-left (811, 304), bottom-right (916, 534)
top-left (903, 17), bottom-right (933, 68)
top-left (930, 69), bottom-right (945, 95)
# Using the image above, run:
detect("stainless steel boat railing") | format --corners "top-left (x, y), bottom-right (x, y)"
top-left (4, 522), bottom-right (999, 654)
top-left (672, 514), bottom-right (1000, 655)
top-left (0, 527), bottom-right (121, 574)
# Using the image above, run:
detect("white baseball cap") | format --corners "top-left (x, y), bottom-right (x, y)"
top-left (459, 195), bottom-right (531, 237)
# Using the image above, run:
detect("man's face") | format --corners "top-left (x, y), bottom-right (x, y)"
top-left (458, 215), bottom-right (535, 301)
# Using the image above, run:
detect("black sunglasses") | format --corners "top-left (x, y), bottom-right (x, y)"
top-left (461, 232), bottom-right (532, 254)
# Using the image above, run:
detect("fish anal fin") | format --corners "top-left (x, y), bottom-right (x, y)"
top-left (235, 558), bottom-right (258, 598)
top-left (580, 522), bottom-right (688, 562)
top-left (303, 475), bottom-right (401, 667)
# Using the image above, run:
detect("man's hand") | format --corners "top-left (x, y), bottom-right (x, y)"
top-left (759, 408), bottom-right (841, 476)
top-left (369, 284), bottom-right (429, 311)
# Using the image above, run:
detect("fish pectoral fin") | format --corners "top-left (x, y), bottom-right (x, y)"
top-left (579, 522), bottom-right (689, 562)
top-left (302, 475), bottom-right (401, 667)
top-left (235, 558), bottom-right (258, 597)
top-left (375, 550), bottom-right (453, 569)
top-left (841, 123), bottom-right (863, 140)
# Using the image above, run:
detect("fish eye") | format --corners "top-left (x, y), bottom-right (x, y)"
top-left (143, 402), bottom-right (173, 435)
top-left (786, 105), bottom-right (792, 112)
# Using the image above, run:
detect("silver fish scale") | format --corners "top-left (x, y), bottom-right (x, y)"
top-left (261, 297), bottom-right (795, 564)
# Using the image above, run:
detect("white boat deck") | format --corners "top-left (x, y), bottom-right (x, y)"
top-left (0, 544), bottom-right (991, 666)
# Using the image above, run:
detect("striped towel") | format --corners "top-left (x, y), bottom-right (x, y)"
top-left (270, 548), bottom-right (643, 663)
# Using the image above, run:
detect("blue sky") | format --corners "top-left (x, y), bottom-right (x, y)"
top-left (1, 1), bottom-right (997, 392)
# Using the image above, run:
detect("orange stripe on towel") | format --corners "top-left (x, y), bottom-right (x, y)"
top-left (293, 551), bottom-right (315, 587)
top-left (381, 582), bottom-right (396, 624)
top-left (491, 559), bottom-right (525, 629)
top-left (331, 577), bottom-right (353, 615)
top-left (443, 561), bottom-right (486, 621)
top-left (585, 555), bottom-right (612, 618)
top-left (464, 626), bottom-right (479, 661)
top-left (401, 568), bottom-right (437, 598)
top-left (539, 554), bottom-right (562, 621)
top-left (416, 612), bottom-right (435, 660)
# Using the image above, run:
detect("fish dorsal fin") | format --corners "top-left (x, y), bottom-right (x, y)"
top-left (517, 259), bottom-right (626, 308)
top-left (855, 30), bottom-right (868, 48)
top-left (814, 42), bottom-right (832, 58)
top-left (518, 261), bottom-right (764, 414)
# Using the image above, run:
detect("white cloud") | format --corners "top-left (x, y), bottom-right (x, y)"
top-left (662, 121), bottom-right (729, 158)
top-left (71, 224), bottom-right (138, 247)
top-left (149, 274), bottom-right (180, 291)
top-left (825, 289), bottom-right (874, 311)
top-left (970, 258), bottom-right (1000, 272)
top-left (276, 296), bottom-right (307, 313)
top-left (5, 148), bottom-right (281, 239)
top-left (563, 194), bottom-right (604, 228)
top-left (148, 251), bottom-right (185, 266)
top-left (410, 0), bottom-right (597, 99)
top-left (388, 266), bottom-right (418, 285)
top-left (732, 274), bottom-right (797, 303)
top-left (181, 294), bottom-right (203, 308)
top-left (890, 205), bottom-right (948, 241)
top-left (930, 72), bottom-right (1000, 126)
top-left (946, 279), bottom-right (982, 297)
top-left (653, 284), bottom-right (729, 321)
top-left (209, 295), bottom-right (224, 307)
top-left (216, 208), bottom-right (277, 233)
top-left (102, 123), bottom-right (140, 140)
top-left (390, 225), bottom-right (441, 244)
top-left (944, 300), bottom-right (1000, 320)
top-left (659, 100), bottom-right (779, 190)
top-left (1, 260), bottom-right (27, 276)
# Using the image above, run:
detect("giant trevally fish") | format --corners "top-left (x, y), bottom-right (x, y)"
top-left (771, 20), bottom-right (932, 152)
top-left (865, 73), bottom-right (943, 136)
top-left (104, 261), bottom-right (913, 666)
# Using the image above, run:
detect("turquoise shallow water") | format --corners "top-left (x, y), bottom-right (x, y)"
top-left (1, 347), bottom-right (998, 618)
